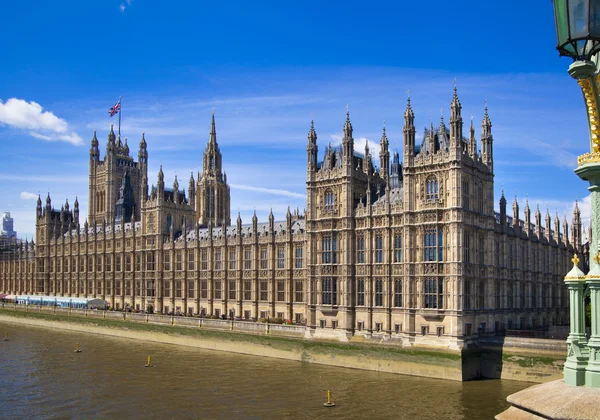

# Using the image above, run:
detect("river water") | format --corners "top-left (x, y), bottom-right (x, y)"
top-left (0, 321), bottom-right (529, 419)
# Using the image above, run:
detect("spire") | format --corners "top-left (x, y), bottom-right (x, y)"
top-left (108, 124), bottom-right (116, 148)
top-left (45, 192), bottom-right (51, 210)
top-left (468, 117), bottom-right (476, 157)
top-left (209, 109), bottom-right (217, 146)
top-left (308, 120), bottom-right (317, 143)
top-left (123, 138), bottom-right (129, 155)
top-left (379, 123), bottom-right (390, 180)
top-left (188, 171), bottom-right (196, 209)
top-left (90, 130), bottom-right (99, 160)
top-left (342, 108), bottom-right (354, 165)
top-left (237, 211), bottom-right (242, 231)
top-left (173, 175), bottom-right (179, 203)
top-left (307, 120), bottom-right (318, 172)
top-left (499, 188), bottom-right (507, 228)
top-left (450, 82), bottom-right (463, 148)
top-left (36, 194), bottom-right (42, 218)
top-left (512, 194), bottom-right (519, 228)
top-left (139, 132), bottom-right (147, 149)
top-left (343, 109), bottom-right (353, 138)
top-left (403, 95), bottom-right (415, 158)
top-left (481, 102), bottom-right (493, 170)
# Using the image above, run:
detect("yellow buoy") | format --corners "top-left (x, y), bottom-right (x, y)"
top-left (323, 390), bottom-right (335, 407)
top-left (3, 332), bottom-right (8, 342)
top-left (144, 355), bottom-right (153, 368)
top-left (74, 343), bottom-right (81, 353)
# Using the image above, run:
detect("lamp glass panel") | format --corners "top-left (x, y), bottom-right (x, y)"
top-left (569, 0), bottom-right (590, 38)
top-left (554, 0), bottom-right (570, 45)
top-left (590, 0), bottom-right (600, 37)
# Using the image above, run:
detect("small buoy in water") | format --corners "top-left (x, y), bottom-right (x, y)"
top-left (3, 332), bottom-right (8, 342)
top-left (145, 355), bottom-right (153, 368)
top-left (323, 390), bottom-right (335, 407)
top-left (74, 343), bottom-right (81, 353)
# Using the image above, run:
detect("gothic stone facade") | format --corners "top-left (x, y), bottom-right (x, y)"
top-left (0, 91), bottom-right (580, 349)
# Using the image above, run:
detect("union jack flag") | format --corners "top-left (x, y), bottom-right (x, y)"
top-left (108, 100), bottom-right (121, 117)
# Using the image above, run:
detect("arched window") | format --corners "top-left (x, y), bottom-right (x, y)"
top-left (324, 190), bottom-right (335, 210)
top-left (426, 176), bottom-right (439, 200)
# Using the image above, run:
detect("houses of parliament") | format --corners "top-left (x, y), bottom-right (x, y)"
top-left (0, 89), bottom-right (580, 349)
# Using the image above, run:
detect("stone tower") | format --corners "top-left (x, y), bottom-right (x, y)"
top-left (88, 126), bottom-right (147, 224)
top-left (196, 112), bottom-right (231, 227)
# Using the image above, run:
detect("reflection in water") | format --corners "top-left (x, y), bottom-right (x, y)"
top-left (0, 322), bottom-right (530, 419)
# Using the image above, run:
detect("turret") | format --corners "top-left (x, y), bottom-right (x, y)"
top-left (342, 111), bottom-right (354, 166)
top-left (468, 118), bottom-right (477, 158)
top-left (499, 189), bottom-right (507, 229)
top-left (107, 125), bottom-right (116, 155)
top-left (237, 212), bottom-right (242, 232)
top-left (90, 130), bottom-right (100, 161)
top-left (573, 200), bottom-right (582, 248)
top-left (524, 199), bottom-right (532, 237)
top-left (512, 195), bottom-right (519, 229)
top-left (188, 172), bottom-right (196, 208)
top-left (173, 176), bottom-right (179, 203)
top-left (45, 193), bottom-right (51, 213)
top-left (157, 165), bottom-right (165, 199)
top-left (307, 120), bottom-right (318, 172)
top-left (139, 133), bottom-right (148, 202)
top-left (545, 208), bottom-right (552, 241)
top-left (36, 194), bottom-right (42, 219)
top-left (450, 85), bottom-right (463, 149)
top-left (252, 209), bottom-right (258, 233)
top-left (268, 208), bottom-right (274, 233)
top-left (403, 96), bottom-right (415, 159)
top-left (555, 211), bottom-right (561, 244)
top-left (286, 206), bottom-right (292, 230)
top-left (379, 125), bottom-right (390, 181)
top-left (535, 204), bottom-right (542, 238)
top-left (481, 105), bottom-right (493, 171)
top-left (564, 215), bottom-right (570, 247)
top-left (74, 196), bottom-right (79, 222)
top-left (364, 140), bottom-right (372, 176)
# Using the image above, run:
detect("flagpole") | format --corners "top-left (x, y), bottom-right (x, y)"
top-left (118, 96), bottom-right (122, 138)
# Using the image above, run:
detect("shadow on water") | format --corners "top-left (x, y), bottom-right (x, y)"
top-left (0, 322), bottom-right (531, 420)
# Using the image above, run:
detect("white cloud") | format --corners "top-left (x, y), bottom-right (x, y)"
top-left (20, 192), bottom-right (38, 200)
top-left (0, 98), bottom-right (83, 145)
top-left (120, 4), bottom-right (126, 12)
top-left (230, 184), bottom-right (305, 199)
top-left (120, 0), bottom-right (133, 13)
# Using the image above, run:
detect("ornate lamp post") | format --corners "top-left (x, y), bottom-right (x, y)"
top-left (553, 0), bottom-right (600, 387)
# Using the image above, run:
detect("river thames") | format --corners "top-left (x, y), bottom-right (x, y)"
top-left (0, 321), bottom-right (530, 419)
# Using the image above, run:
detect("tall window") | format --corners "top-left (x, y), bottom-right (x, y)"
top-left (324, 190), bottom-right (335, 210)
top-left (188, 280), bottom-right (195, 298)
top-left (394, 279), bottom-right (402, 307)
top-left (424, 278), bottom-right (443, 309)
top-left (126, 255), bottom-right (132, 272)
top-left (164, 253), bottom-right (171, 271)
top-left (214, 281), bottom-right (222, 299)
top-left (229, 280), bottom-right (236, 300)
top-left (244, 280), bottom-right (252, 300)
top-left (175, 280), bottom-right (182, 298)
top-left (244, 249), bottom-right (252, 269)
top-left (201, 280), bottom-right (208, 299)
top-left (322, 234), bottom-right (337, 264)
top-left (477, 280), bottom-right (485, 309)
top-left (375, 279), bottom-right (383, 306)
top-left (295, 246), bottom-right (303, 268)
top-left (424, 228), bottom-right (443, 262)
top-left (478, 184), bottom-right (484, 213)
top-left (215, 250), bottom-right (222, 270)
top-left (462, 180), bottom-right (470, 209)
top-left (357, 235), bottom-right (365, 264)
top-left (106, 256), bottom-right (112, 272)
top-left (464, 280), bottom-right (471, 309)
top-left (322, 277), bottom-right (337, 305)
top-left (277, 247), bottom-right (285, 269)
top-left (229, 249), bottom-right (236, 270)
top-left (115, 255), bottom-right (121, 272)
top-left (176, 251), bottom-right (182, 271)
top-left (146, 280), bottom-right (155, 297)
top-left (478, 235), bottom-right (485, 265)
top-left (201, 250), bottom-right (208, 270)
top-left (375, 235), bottom-right (383, 263)
top-left (507, 282), bottom-right (514, 309)
top-left (163, 281), bottom-right (171, 298)
top-left (394, 234), bottom-right (402, 263)
top-left (357, 279), bottom-right (365, 306)
top-left (295, 280), bottom-right (303, 302)
top-left (260, 280), bottom-right (268, 301)
top-left (426, 176), bottom-right (439, 200)
top-left (277, 280), bottom-right (285, 301)
top-left (166, 214), bottom-right (172, 235)
top-left (463, 233), bottom-right (470, 264)
top-left (188, 251), bottom-right (195, 271)
top-left (260, 248), bottom-right (268, 269)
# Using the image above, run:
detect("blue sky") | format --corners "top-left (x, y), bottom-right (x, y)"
top-left (0, 1), bottom-right (593, 238)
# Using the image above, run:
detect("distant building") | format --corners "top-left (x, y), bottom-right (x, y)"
top-left (0, 90), bottom-right (580, 349)
top-left (1, 212), bottom-right (16, 238)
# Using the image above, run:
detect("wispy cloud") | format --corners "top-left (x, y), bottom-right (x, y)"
top-left (120, 0), bottom-right (132, 13)
top-left (19, 192), bottom-right (38, 200)
top-left (230, 184), bottom-right (305, 199)
top-left (0, 98), bottom-right (83, 145)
